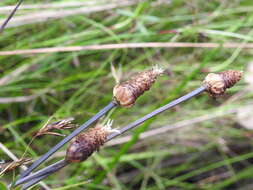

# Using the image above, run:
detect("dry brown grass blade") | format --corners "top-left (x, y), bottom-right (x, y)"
top-left (0, 143), bottom-right (50, 190)
top-left (0, 0), bottom-right (138, 28)
top-left (0, 89), bottom-right (50, 104)
top-left (0, 0), bottom-right (120, 12)
top-left (0, 94), bottom-right (39, 104)
top-left (0, 64), bottom-right (32, 86)
top-left (0, 42), bottom-right (253, 56)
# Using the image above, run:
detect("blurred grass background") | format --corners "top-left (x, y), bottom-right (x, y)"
top-left (0, 0), bottom-right (252, 189)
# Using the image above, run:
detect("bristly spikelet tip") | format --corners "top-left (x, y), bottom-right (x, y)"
top-left (152, 65), bottom-right (164, 76)
top-left (102, 119), bottom-right (120, 134)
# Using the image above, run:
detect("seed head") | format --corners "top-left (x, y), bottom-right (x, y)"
top-left (113, 66), bottom-right (164, 107)
top-left (35, 117), bottom-right (76, 137)
top-left (0, 158), bottom-right (33, 175)
top-left (203, 70), bottom-right (243, 97)
top-left (65, 121), bottom-right (116, 163)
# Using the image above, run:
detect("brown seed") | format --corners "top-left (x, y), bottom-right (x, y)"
top-left (65, 123), bottom-right (112, 163)
top-left (203, 70), bottom-right (243, 97)
top-left (113, 66), bottom-right (164, 107)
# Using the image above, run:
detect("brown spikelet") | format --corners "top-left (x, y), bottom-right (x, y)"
top-left (203, 70), bottom-right (243, 97)
top-left (0, 158), bottom-right (33, 175)
top-left (35, 117), bottom-right (76, 137)
top-left (220, 70), bottom-right (243, 89)
top-left (65, 124), bottom-right (109, 163)
top-left (113, 66), bottom-right (164, 107)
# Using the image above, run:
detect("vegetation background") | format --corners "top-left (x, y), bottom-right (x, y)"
top-left (0, 0), bottom-right (252, 189)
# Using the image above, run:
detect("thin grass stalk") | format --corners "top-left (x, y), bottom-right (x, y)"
top-left (107, 86), bottom-right (206, 140)
top-left (15, 160), bottom-right (67, 186)
top-left (21, 173), bottom-right (52, 190)
top-left (0, 0), bottom-right (23, 33)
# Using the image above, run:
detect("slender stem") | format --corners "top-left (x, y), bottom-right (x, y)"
top-left (107, 86), bottom-right (206, 140)
top-left (18, 101), bottom-right (117, 180)
top-left (0, 0), bottom-right (23, 33)
top-left (21, 173), bottom-right (52, 190)
top-left (16, 86), bottom-right (206, 188)
top-left (14, 160), bottom-right (67, 186)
